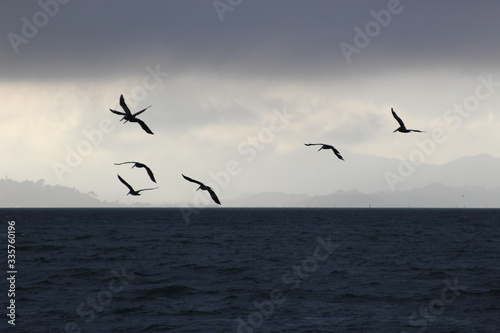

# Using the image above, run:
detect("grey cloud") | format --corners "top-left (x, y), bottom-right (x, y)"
top-left (2, 1), bottom-right (500, 81)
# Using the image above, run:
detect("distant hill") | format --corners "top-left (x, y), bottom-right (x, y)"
top-left (228, 192), bottom-right (309, 207)
top-left (244, 152), bottom-right (500, 197)
top-left (225, 183), bottom-right (500, 208)
top-left (0, 178), bottom-right (112, 207)
top-left (220, 153), bottom-right (500, 207)
top-left (2, 177), bottom-right (499, 208)
top-left (2, 154), bottom-right (500, 208)
top-left (395, 153), bottom-right (500, 190)
top-left (305, 183), bottom-right (500, 208)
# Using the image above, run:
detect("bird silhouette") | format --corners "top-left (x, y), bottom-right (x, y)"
top-left (117, 174), bottom-right (158, 196)
top-left (114, 161), bottom-right (156, 183)
top-left (391, 108), bottom-right (424, 133)
top-left (182, 174), bottom-right (221, 205)
top-left (110, 94), bottom-right (154, 134)
top-left (305, 143), bottom-right (344, 160)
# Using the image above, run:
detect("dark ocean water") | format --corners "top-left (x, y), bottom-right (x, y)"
top-left (0, 208), bottom-right (499, 333)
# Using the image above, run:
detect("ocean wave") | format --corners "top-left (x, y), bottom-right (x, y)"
top-left (140, 284), bottom-right (198, 298)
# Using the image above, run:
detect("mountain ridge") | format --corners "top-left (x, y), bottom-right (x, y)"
top-left (1, 153), bottom-right (499, 207)
top-left (225, 183), bottom-right (500, 208)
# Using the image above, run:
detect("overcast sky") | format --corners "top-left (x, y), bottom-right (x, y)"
top-left (2, 1), bottom-right (500, 205)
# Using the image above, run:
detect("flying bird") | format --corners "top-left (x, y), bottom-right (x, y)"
top-left (117, 174), bottom-right (158, 196)
top-left (182, 174), bottom-right (221, 205)
top-left (110, 94), bottom-right (154, 134)
top-left (114, 161), bottom-right (156, 183)
top-left (391, 108), bottom-right (424, 133)
top-left (305, 143), bottom-right (344, 161)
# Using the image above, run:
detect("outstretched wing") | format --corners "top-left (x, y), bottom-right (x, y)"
top-left (409, 129), bottom-right (425, 133)
top-left (331, 147), bottom-right (344, 161)
top-left (306, 143), bottom-right (334, 151)
top-left (137, 187), bottom-right (158, 193)
top-left (109, 109), bottom-right (125, 116)
top-left (114, 161), bottom-right (136, 166)
top-left (135, 118), bottom-right (154, 135)
top-left (119, 94), bottom-right (132, 116)
top-left (117, 174), bottom-right (134, 192)
top-left (207, 188), bottom-right (221, 205)
top-left (143, 165), bottom-right (157, 183)
top-left (182, 174), bottom-right (204, 187)
top-left (133, 106), bottom-right (151, 117)
top-left (391, 108), bottom-right (406, 129)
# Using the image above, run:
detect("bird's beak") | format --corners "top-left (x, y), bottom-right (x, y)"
top-left (196, 187), bottom-right (200, 191)
top-left (393, 129), bottom-right (398, 133)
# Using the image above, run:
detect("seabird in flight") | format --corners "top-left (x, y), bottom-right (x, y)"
top-left (114, 161), bottom-right (156, 183)
top-left (305, 143), bottom-right (344, 161)
top-left (110, 94), bottom-right (154, 134)
top-left (391, 108), bottom-right (424, 133)
top-left (182, 174), bottom-right (221, 205)
top-left (117, 174), bottom-right (158, 196)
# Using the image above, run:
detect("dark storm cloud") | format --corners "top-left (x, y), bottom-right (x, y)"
top-left (1, 1), bottom-right (500, 81)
